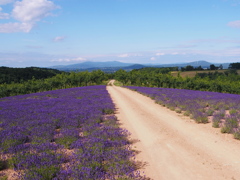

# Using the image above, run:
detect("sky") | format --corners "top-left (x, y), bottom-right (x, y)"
top-left (0, 0), bottom-right (240, 67)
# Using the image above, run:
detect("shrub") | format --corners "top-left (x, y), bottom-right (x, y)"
top-left (229, 109), bottom-right (237, 115)
top-left (0, 160), bottom-right (7, 171)
top-left (212, 112), bottom-right (222, 128)
top-left (183, 111), bottom-right (191, 116)
top-left (221, 126), bottom-right (231, 134)
top-left (102, 108), bottom-right (115, 114)
top-left (234, 131), bottom-right (240, 140)
top-left (175, 109), bottom-right (182, 113)
top-left (206, 109), bottom-right (214, 116)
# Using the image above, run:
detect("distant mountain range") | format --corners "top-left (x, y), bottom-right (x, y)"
top-left (51, 61), bottom-right (134, 69)
top-left (50, 60), bottom-right (231, 72)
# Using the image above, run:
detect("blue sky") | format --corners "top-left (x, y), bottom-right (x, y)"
top-left (0, 0), bottom-right (240, 67)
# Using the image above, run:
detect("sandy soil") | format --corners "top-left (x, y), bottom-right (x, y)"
top-left (107, 82), bottom-right (240, 180)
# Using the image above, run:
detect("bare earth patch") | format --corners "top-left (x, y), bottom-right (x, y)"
top-left (107, 82), bottom-right (240, 180)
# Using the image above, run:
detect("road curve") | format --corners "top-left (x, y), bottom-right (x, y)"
top-left (107, 83), bottom-right (240, 180)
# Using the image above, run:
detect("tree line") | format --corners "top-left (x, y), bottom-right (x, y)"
top-left (113, 68), bottom-right (240, 94)
top-left (0, 70), bottom-right (110, 98)
top-left (181, 62), bottom-right (240, 71)
top-left (0, 66), bottom-right (62, 84)
top-left (1, 63), bottom-right (240, 98)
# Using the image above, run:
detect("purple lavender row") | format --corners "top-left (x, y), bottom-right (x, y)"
top-left (0, 86), bottom-right (144, 179)
top-left (125, 86), bottom-right (240, 140)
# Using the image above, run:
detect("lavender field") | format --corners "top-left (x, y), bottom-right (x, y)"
top-left (0, 85), bottom-right (143, 180)
top-left (125, 86), bottom-right (240, 140)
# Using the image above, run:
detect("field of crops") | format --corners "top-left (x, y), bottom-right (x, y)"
top-left (125, 86), bottom-right (240, 140)
top-left (0, 85), bottom-right (143, 180)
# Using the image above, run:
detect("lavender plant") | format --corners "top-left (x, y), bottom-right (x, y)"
top-left (125, 86), bottom-right (240, 139)
top-left (0, 86), bottom-right (144, 179)
top-left (233, 128), bottom-right (240, 140)
top-left (212, 113), bottom-right (222, 128)
top-left (221, 114), bottom-right (239, 134)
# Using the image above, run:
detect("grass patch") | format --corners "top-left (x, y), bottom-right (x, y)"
top-left (55, 136), bottom-right (78, 149)
top-left (102, 108), bottom-right (115, 115)
top-left (113, 81), bottom-right (124, 86)
top-left (212, 121), bottom-right (220, 128)
top-left (234, 132), bottom-right (240, 140)
top-left (221, 126), bottom-right (231, 134)
top-left (0, 176), bottom-right (8, 180)
top-left (195, 116), bottom-right (208, 124)
top-left (175, 109), bottom-right (182, 113)
top-left (183, 111), bottom-right (191, 116)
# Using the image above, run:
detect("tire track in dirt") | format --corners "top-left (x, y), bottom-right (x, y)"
top-left (107, 83), bottom-right (240, 180)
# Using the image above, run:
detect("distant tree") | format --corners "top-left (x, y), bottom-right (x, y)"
top-left (0, 66), bottom-right (63, 84)
top-left (229, 63), bottom-right (240, 69)
top-left (219, 64), bottom-right (223, 70)
top-left (114, 69), bottom-right (129, 85)
top-left (195, 66), bottom-right (203, 70)
top-left (210, 64), bottom-right (217, 70)
top-left (181, 67), bottom-right (186, 71)
top-left (185, 65), bottom-right (194, 71)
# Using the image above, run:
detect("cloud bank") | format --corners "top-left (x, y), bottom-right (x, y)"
top-left (0, 0), bottom-right (59, 33)
top-left (51, 57), bottom-right (87, 62)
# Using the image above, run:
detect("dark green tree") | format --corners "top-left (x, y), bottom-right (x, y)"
top-left (210, 64), bottom-right (217, 70)
top-left (185, 65), bottom-right (194, 71)
top-left (229, 63), bottom-right (240, 69)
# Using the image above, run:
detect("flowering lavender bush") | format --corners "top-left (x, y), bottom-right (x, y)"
top-left (0, 86), bottom-right (144, 179)
top-left (125, 86), bottom-right (240, 139)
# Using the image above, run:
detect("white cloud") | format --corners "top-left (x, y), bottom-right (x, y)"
top-left (12, 0), bottom-right (58, 22)
top-left (73, 57), bottom-right (86, 61)
top-left (51, 59), bottom-right (71, 62)
top-left (118, 53), bottom-right (129, 58)
top-left (0, 0), bottom-right (15, 5)
top-left (0, 7), bottom-right (9, 19)
top-left (228, 20), bottom-right (240, 28)
top-left (156, 52), bottom-right (165, 56)
top-left (53, 36), bottom-right (65, 42)
top-left (150, 57), bottom-right (156, 61)
top-left (51, 57), bottom-right (87, 62)
top-left (0, 22), bottom-right (33, 33)
top-left (0, 0), bottom-right (59, 33)
top-left (118, 53), bottom-right (142, 58)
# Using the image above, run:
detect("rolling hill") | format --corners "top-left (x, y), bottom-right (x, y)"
top-left (49, 60), bottom-right (230, 72)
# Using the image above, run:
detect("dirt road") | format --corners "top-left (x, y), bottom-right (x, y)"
top-left (107, 83), bottom-right (240, 180)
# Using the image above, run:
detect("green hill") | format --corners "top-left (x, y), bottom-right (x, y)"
top-left (0, 66), bottom-right (63, 84)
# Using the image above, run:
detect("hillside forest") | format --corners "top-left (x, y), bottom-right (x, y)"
top-left (0, 62), bottom-right (240, 98)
